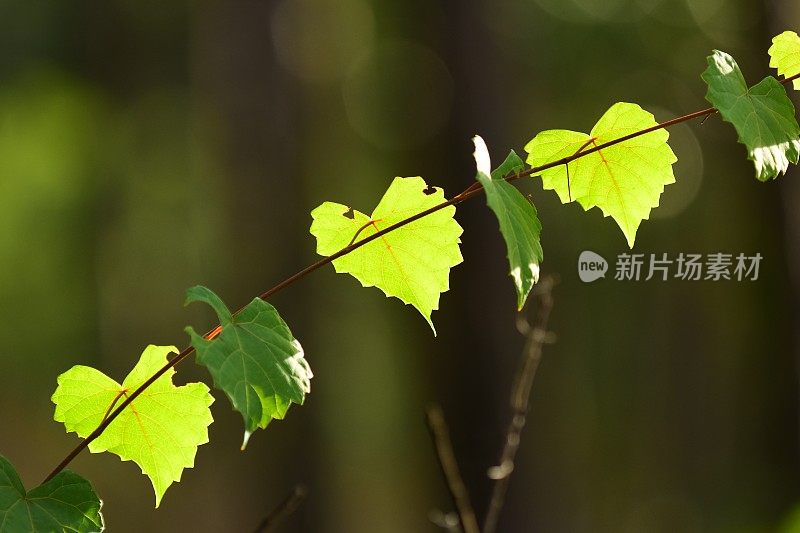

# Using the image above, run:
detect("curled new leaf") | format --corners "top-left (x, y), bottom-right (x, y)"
top-left (769, 31), bottom-right (800, 90)
top-left (51, 345), bottom-right (214, 507)
top-left (472, 136), bottom-right (543, 310)
top-left (703, 49), bottom-right (800, 181)
top-left (309, 176), bottom-right (463, 333)
top-left (184, 286), bottom-right (312, 450)
top-left (0, 455), bottom-right (104, 532)
top-left (525, 102), bottom-right (677, 248)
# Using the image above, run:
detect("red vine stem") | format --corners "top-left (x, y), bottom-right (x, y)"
top-left (43, 71), bottom-right (800, 483)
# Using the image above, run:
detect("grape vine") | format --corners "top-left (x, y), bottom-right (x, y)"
top-left (1, 31), bottom-right (800, 532)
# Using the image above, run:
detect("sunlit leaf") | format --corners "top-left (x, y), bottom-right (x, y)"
top-left (309, 176), bottom-right (463, 333)
top-left (52, 345), bottom-right (214, 507)
top-left (703, 49), bottom-right (800, 181)
top-left (525, 102), bottom-right (676, 247)
top-left (769, 30), bottom-right (800, 90)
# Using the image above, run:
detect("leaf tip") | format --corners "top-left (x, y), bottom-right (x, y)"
top-left (184, 325), bottom-right (205, 344)
top-left (184, 285), bottom-right (233, 325)
top-left (472, 135), bottom-right (492, 178)
top-left (422, 313), bottom-right (438, 337)
top-left (241, 430), bottom-right (253, 451)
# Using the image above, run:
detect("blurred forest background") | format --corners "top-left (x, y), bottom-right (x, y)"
top-left (1, 0), bottom-right (800, 531)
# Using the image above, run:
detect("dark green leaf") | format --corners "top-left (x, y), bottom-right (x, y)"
top-left (0, 455), bottom-right (103, 532)
top-left (185, 286), bottom-right (312, 449)
top-left (702, 50), bottom-right (800, 181)
top-left (473, 137), bottom-right (543, 309)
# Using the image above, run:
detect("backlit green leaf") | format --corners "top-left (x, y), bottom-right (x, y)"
top-left (702, 49), bottom-right (800, 181)
top-left (52, 345), bottom-right (214, 507)
top-left (472, 136), bottom-right (542, 310)
top-left (0, 455), bottom-right (103, 532)
top-left (769, 31), bottom-right (800, 90)
top-left (309, 176), bottom-right (463, 333)
top-left (185, 286), bottom-right (312, 450)
top-left (525, 102), bottom-right (676, 247)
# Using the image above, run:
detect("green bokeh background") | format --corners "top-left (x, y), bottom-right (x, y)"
top-left (1, 1), bottom-right (800, 531)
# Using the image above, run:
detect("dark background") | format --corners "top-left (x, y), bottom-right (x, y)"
top-left (1, 1), bottom-right (800, 531)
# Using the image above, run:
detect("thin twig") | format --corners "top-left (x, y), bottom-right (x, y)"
top-left (482, 277), bottom-right (556, 533)
top-left (252, 484), bottom-right (308, 533)
top-left (43, 70), bottom-right (800, 482)
top-left (347, 219), bottom-right (378, 246)
top-left (426, 405), bottom-right (480, 533)
top-left (99, 389), bottom-right (126, 425)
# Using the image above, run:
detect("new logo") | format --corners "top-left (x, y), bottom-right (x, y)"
top-left (578, 251), bottom-right (608, 283)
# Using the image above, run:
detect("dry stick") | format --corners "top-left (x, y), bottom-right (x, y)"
top-left (43, 71), bottom-right (800, 483)
top-left (482, 278), bottom-right (555, 533)
top-left (425, 278), bottom-right (555, 532)
top-left (252, 484), bottom-right (308, 533)
top-left (426, 405), bottom-right (481, 533)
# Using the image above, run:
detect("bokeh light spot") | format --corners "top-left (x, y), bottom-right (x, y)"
top-left (271, 0), bottom-right (375, 83)
top-left (342, 40), bottom-right (453, 151)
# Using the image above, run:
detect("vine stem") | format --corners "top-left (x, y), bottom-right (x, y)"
top-left (43, 71), bottom-right (800, 484)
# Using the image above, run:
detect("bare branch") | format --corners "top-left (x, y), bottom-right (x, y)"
top-left (252, 484), bottom-right (308, 533)
top-left (425, 404), bottom-right (480, 533)
top-left (482, 276), bottom-right (556, 533)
